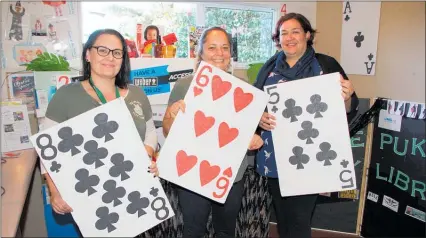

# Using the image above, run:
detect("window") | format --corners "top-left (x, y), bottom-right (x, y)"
top-left (200, 3), bottom-right (276, 65)
top-left (81, 2), bottom-right (196, 58)
top-left (81, 2), bottom-right (276, 63)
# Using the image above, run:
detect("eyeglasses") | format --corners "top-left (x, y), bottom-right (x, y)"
top-left (92, 46), bottom-right (124, 59)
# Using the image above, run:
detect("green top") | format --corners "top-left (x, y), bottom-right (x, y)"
top-left (168, 75), bottom-right (253, 183)
top-left (46, 81), bottom-right (153, 142)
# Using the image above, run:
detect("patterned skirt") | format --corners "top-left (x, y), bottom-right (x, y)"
top-left (137, 167), bottom-right (272, 238)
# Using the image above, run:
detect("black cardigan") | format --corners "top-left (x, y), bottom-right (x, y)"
top-left (253, 52), bottom-right (359, 123)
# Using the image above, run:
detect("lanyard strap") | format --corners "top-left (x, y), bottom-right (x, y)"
top-left (89, 77), bottom-right (120, 104)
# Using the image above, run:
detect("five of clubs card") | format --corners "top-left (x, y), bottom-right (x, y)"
top-left (265, 73), bottom-right (357, 197)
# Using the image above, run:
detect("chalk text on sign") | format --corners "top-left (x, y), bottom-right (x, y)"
top-left (376, 163), bottom-right (425, 201)
top-left (380, 133), bottom-right (425, 158)
top-left (351, 130), bottom-right (365, 148)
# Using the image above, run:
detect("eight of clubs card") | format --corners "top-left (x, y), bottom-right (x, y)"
top-left (30, 98), bottom-right (174, 237)
top-left (265, 72), bottom-right (356, 197)
top-left (157, 61), bottom-right (269, 203)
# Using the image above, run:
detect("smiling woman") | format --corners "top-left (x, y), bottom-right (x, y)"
top-left (253, 12), bottom-right (359, 238)
top-left (39, 29), bottom-right (159, 233)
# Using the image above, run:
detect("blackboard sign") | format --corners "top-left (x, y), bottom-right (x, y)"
top-left (361, 100), bottom-right (425, 237)
top-left (311, 98), bottom-right (370, 233)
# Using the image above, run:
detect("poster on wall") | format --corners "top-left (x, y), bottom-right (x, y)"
top-left (30, 15), bottom-right (48, 36)
top-left (361, 99), bottom-right (425, 237)
top-left (4, 1), bottom-right (30, 42)
top-left (12, 42), bottom-right (46, 65)
top-left (1, 103), bottom-right (32, 152)
top-left (129, 58), bottom-right (195, 118)
top-left (7, 72), bottom-right (36, 113)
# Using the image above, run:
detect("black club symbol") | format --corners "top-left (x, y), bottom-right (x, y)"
top-left (316, 142), bottom-right (337, 166)
top-left (83, 140), bottom-right (108, 168)
top-left (50, 161), bottom-right (61, 173)
top-left (354, 32), bottom-right (364, 48)
top-left (92, 113), bottom-right (119, 142)
top-left (306, 94), bottom-right (328, 118)
top-left (95, 206), bottom-right (119, 233)
top-left (297, 121), bottom-right (319, 144)
top-left (289, 146), bottom-right (310, 169)
top-left (57, 127), bottom-right (84, 156)
top-left (109, 153), bottom-right (134, 181)
top-left (102, 180), bottom-right (126, 207)
top-left (282, 99), bottom-right (302, 122)
top-left (150, 187), bottom-right (159, 197)
top-left (75, 168), bottom-right (100, 196)
top-left (126, 191), bottom-right (150, 217)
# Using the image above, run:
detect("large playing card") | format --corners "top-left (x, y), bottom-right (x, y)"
top-left (340, 1), bottom-right (381, 75)
top-left (265, 73), bottom-right (356, 197)
top-left (157, 61), bottom-right (269, 203)
top-left (30, 98), bottom-right (174, 237)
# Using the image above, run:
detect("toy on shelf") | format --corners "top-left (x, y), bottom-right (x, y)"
top-left (162, 33), bottom-right (178, 58)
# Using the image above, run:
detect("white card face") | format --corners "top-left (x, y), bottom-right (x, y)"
top-left (157, 61), bottom-right (269, 203)
top-left (265, 73), bottom-right (356, 197)
top-left (340, 1), bottom-right (381, 75)
top-left (30, 98), bottom-right (174, 237)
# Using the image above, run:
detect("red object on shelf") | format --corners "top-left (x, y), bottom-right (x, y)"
top-left (163, 33), bottom-right (178, 45)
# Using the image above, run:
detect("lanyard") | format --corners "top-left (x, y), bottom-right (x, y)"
top-left (88, 77), bottom-right (120, 104)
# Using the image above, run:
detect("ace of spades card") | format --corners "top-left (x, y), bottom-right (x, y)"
top-left (157, 61), bottom-right (269, 203)
top-left (265, 73), bottom-right (356, 197)
top-left (340, 1), bottom-right (381, 75)
top-left (30, 98), bottom-right (174, 237)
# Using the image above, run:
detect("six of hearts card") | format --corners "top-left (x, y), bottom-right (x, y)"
top-left (157, 61), bottom-right (269, 203)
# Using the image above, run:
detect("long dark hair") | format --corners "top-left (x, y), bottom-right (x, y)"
top-left (272, 13), bottom-right (317, 49)
top-left (196, 26), bottom-right (232, 70)
top-left (81, 29), bottom-right (130, 89)
top-left (144, 25), bottom-right (162, 44)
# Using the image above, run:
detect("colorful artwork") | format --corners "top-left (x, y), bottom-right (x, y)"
top-left (12, 43), bottom-right (46, 65)
top-left (8, 1), bottom-right (26, 41)
top-left (42, 1), bottom-right (66, 17)
top-left (31, 15), bottom-right (47, 36)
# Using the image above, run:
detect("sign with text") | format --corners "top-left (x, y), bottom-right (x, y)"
top-left (362, 99), bottom-right (425, 237)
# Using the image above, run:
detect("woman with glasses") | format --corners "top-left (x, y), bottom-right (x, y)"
top-left (40, 29), bottom-right (159, 221)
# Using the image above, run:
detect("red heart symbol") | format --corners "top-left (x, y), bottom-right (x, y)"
top-left (193, 86), bottom-right (203, 97)
top-left (194, 110), bottom-right (215, 137)
top-left (223, 167), bottom-right (232, 177)
top-left (199, 160), bottom-right (221, 186)
top-left (212, 75), bottom-right (232, 101)
top-left (176, 150), bottom-right (198, 177)
top-left (218, 122), bottom-right (239, 148)
top-left (234, 87), bottom-right (253, 113)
